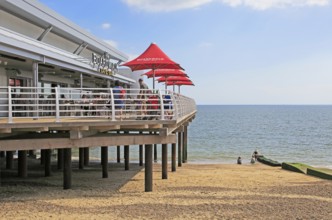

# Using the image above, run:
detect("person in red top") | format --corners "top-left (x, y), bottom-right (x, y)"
top-left (146, 91), bottom-right (159, 120)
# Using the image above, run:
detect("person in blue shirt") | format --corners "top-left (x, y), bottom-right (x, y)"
top-left (113, 80), bottom-right (125, 120)
top-left (163, 94), bottom-right (173, 119)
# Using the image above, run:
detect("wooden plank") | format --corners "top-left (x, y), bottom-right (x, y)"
top-left (0, 134), bottom-right (176, 151)
top-left (90, 125), bottom-right (120, 132)
top-left (149, 124), bottom-right (162, 129)
top-left (120, 124), bottom-right (148, 129)
top-left (14, 127), bottom-right (49, 132)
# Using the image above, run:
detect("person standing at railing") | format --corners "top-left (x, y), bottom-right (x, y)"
top-left (146, 90), bottom-right (159, 120)
top-left (163, 94), bottom-right (173, 119)
top-left (138, 78), bottom-right (149, 119)
top-left (113, 80), bottom-right (126, 120)
top-left (81, 94), bottom-right (90, 116)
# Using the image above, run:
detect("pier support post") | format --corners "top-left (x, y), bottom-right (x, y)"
top-left (178, 132), bottom-right (182, 167)
top-left (154, 144), bottom-right (158, 162)
top-left (45, 149), bottom-right (51, 177)
top-left (63, 148), bottom-right (72, 189)
top-left (124, 145), bottom-right (129, 170)
top-left (57, 149), bottom-right (63, 170)
top-left (183, 126), bottom-right (188, 163)
top-left (28, 150), bottom-right (36, 158)
top-left (145, 144), bottom-right (153, 192)
top-left (139, 145), bottom-right (143, 166)
top-left (124, 131), bottom-right (129, 170)
top-left (172, 143), bottom-right (176, 172)
top-left (18, 150), bottom-right (27, 178)
top-left (162, 144), bottom-right (168, 179)
top-left (6, 151), bottom-right (14, 169)
top-left (83, 147), bottom-right (89, 166)
top-left (139, 131), bottom-right (143, 166)
top-left (79, 148), bottom-right (84, 169)
top-left (117, 146), bottom-right (121, 163)
top-left (40, 149), bottom-right (45, 165)
top-left (152, 131), bottom-right (157, 163)
top-left (101, 146), bottom-right (108, 178)
top-left (117, 131), bottom-right (121, 163)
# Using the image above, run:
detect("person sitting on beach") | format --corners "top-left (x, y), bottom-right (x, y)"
top-left (237, 156), bottom-right (242, 165)
top-left (250, 156), bottom-right (255, 164)
top-left (252, 149), bottom-right (259, 160)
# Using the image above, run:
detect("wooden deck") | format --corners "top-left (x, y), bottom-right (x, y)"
top-left (0, 111), bottom-right (196, 151)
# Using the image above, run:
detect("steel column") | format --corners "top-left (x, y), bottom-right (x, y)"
top-left (63, 148), bottom-right (72, 189)
top-left (45, 149), bottom-right (51, 177)
top-left (171, 143), bottom-right (176, 172)
top-left (79, 148), bottom-right (84, 169)
top-left (145, 144), bottom-right (153, 192)
top-left (18, 150), bottom-right (27, 178)
top-left (162, 144), bottom-right (168, 179)
top-left (178, 132), bottom-right (182, 167)
top-left (101, 146), bottom-right (108, 178)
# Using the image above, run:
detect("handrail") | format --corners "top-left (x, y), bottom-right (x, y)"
top-left (0, 86), bottom-right (196, 123)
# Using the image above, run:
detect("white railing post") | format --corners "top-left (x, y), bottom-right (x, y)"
top-left (55, 87), bottom-right (60, 122)
top-left (33, 87), bottom-right (39, 119)
top-left (1, 86), bottom-right (196, 123)
top-left (171, 92), bottom-right (177, 120)
top-left (110, 88), bottom-right (115, 121)
top-left (8, 86), bottom-right (13, 123)
top-left (182, 96), bottom-right (185, 116)
top-left (158, 89), bottom-right (164, 120)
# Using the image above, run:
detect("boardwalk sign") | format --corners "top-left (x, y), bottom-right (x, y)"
top-left (92, 52), bottom-right (118, 76)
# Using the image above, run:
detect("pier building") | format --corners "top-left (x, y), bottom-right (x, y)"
top-left (0, 0), bottom-right (196, 191)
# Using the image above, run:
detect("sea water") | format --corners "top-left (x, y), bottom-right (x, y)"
top-left (188, 105), bottom-right (332, 168)
top-left (91, 105), bottom-right (332, 168)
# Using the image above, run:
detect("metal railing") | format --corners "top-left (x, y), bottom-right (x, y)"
top-left (0, 86), bottom-right (196, 123)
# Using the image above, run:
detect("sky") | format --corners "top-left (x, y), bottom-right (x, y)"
top-left (38, 0), bottom-right (332, 105)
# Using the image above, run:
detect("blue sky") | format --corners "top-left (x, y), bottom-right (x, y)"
top-left (38, 0), bottom-right (332, 104)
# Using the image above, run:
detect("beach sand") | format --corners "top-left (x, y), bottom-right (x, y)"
top-left (0, 161), bottom-right (331, 219)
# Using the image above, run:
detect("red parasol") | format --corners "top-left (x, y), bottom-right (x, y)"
top-left (142, 69), bottom-right (187, 78)
top-left (166, 81), bottom-right (194, 86)
top-left (157, 76), bottom-right (191, 83)
top-left (121, 43), bottom-right (183, 89)
top-left (166, 80), bottom-right (195, 93)
top-left (142, 69), bottom-right (188, 90)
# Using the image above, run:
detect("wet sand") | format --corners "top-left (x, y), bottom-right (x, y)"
top-left (0, 161), bottom-right (331, 219)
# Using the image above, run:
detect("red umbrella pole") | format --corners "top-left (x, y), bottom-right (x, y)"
top-left (153, 69), bottom-right (155, 90)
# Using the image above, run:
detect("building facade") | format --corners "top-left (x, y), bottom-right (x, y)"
top-left (0, 0), bottom-right (135, 91)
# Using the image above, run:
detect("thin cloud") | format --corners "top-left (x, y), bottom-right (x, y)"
top-left (122, 0), bottom-right (329, 12)
top-left (198, 42), bottom-right (213, 48)
top-left (101, 23), bottom-right (111, 29)
top-left (104, 40), bottom-right (118, 48)
top-left (220, 0), bottom-right (330, 10)
top-left (122, 0), bottom-right (212, 12)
